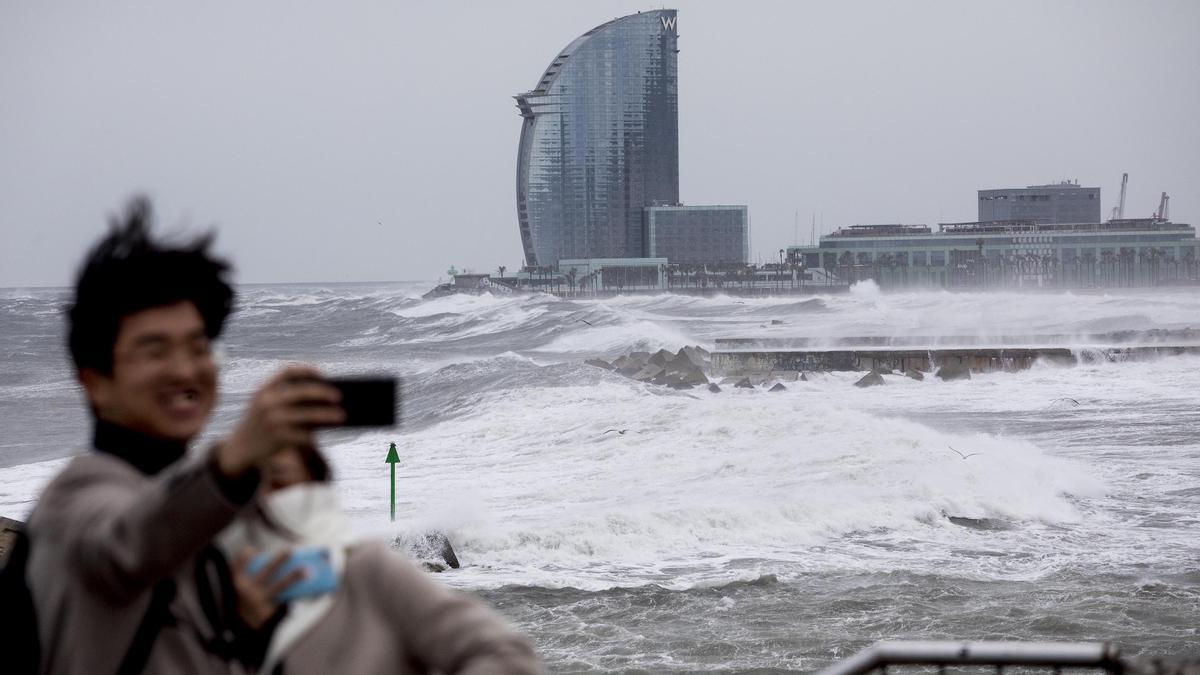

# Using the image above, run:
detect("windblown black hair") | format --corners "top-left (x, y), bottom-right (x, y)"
top-left (296, 443), bottom-right (332, 483)
top-left (67, 196), bottom-right (235, 374)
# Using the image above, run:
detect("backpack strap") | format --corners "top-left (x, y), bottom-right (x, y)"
top-left (191, 543), bottom-right (286, 669)
top-left (115, 577), bottom-right (177, 675)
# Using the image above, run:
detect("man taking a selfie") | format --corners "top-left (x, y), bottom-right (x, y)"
top-left (20, 198), bottom-right (538, 673)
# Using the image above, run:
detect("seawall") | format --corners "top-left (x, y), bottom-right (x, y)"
top-left (711, 341), bottom-right (1200, 375)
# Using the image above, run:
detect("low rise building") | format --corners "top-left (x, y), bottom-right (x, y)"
top-left (558, 257), bottom-right (668, 292)
top-left (788, 219), bottom-right (1198, 288)
top-left (978, 181), bottom-right (1101, 224)
top-left (643, 205), bottom-right (749, 265)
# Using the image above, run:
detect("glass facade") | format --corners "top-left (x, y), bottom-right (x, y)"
top-left (786, 219), bottom-right (1199, 288)
top-left (515, 10), bottom-right (679, 266)
top-left (978, 183), bottom-right (1101, 224)
top-left (644, 205), bottom-right (748, 264)
top-left (558, 257), bottom-right (668, 291)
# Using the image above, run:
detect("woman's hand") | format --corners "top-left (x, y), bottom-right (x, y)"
top-left (231, 548), bottom-right (306, 630)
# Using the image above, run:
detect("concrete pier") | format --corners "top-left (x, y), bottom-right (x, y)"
top-left (714, 329), bottom-right (1200, 352)
top-left (0, 517), bottom-right (24, 570)
top-left (711, 333), bottom-right (1200, 375)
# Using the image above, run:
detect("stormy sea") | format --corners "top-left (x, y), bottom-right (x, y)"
top-left (2, 282), bottom-right (1198, 672)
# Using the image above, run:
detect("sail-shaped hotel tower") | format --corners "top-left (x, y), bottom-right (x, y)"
top-left (515, 10), bottom-right (681, 267)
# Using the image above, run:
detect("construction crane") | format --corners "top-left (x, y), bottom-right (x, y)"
top-left (1109, 172), bottom-right (1129, 220)
top-left (1155, 192), bottom-right (1170, 221)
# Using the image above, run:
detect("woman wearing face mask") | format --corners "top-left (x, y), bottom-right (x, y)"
top-left (214, 445), bottom-right (539, 674)
top-left (218, 445), bottom-right (340, 670)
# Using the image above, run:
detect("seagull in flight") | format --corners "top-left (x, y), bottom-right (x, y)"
top-left (949, 446), bottom-right (981, 460)
top-left (603, 429), bottom-right (627, 435)
top-left (577, 318), bottom-right (594, 326)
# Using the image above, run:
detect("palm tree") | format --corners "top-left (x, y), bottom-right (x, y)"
top-left (1102, 250), bottom-right (1117, 286)
top-left (1083, 251), bottom-right (1097, 287)
top-left (834, 251), bottom-right (852, 285)
top-left (875, 253), bottom-right (893, 287)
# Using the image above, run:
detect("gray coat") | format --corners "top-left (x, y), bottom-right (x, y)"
top-left (26, 452), bottom-right (539, 674)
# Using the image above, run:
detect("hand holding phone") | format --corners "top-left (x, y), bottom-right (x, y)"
top-left (218, 366), bottom-right (348, 476)
top-left (246, 547), bottom-right (338, 602)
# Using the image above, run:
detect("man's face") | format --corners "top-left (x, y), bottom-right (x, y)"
top-left (81, 301), bottom-right (218, 442)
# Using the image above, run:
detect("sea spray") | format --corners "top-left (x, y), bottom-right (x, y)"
top-left (3, 283), bottom-right (1198, 664)
top-left (327, 378), bottom-right (1104, 590)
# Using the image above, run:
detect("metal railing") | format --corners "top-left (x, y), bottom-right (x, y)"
top-left (817, 641), bottom-right (1123, 675)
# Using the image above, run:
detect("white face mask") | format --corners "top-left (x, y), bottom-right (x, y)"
top-left (259, 482), bottom-right (348, 548)
top-left (246, 483), bottom-right (354, 675)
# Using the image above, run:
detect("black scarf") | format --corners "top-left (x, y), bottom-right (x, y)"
top-left (92, 418), bottom-right (188, 475)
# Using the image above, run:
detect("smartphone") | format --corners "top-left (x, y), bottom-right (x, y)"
top-left (247, 547), bottom-right (338, 602)
top-left (326, 376), bottom-right (397, 427)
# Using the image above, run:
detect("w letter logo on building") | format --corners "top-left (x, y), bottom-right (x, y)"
top-left (660, 16), bottom-right (677, 31)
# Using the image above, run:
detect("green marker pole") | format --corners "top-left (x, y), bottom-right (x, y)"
top-left (385, 442), bottom-right (400, 522)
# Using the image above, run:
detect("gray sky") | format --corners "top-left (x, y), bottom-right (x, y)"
top-left (2, 0), bottom-right (1197, 286)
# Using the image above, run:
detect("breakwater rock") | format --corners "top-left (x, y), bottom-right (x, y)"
top-left (936, 362), bottom-right (972, 381)
top-left (588, 346), bottom-right (713, 390)
top-left (393, 530), bottom-right (461, 572)
top-left (587, 346), bottom-right (818, 392)
top-left (854, 371), bottom-right (886, 388)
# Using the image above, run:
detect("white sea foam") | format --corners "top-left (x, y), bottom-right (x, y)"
top-left (321, 373), bottom-right (1117, 591)
top-left (533, 320), bottom-right (700, 356)
top-left (0, 458), bottom-right (71, 519)
top-left (847, 278), bottom-right (882, 300)
top-left (393, 291), bottom-right (552, 320)
top-left (384, 293), bottom-right (562, 345)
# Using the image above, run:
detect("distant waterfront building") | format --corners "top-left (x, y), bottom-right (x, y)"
top-left (978, 181), bottom-right (1101, 224)
top-left (558, 257), bottom-right (668, 292)
top-left (787, 180), bottom-right (1196, 288)
top-left (788, 219), bottom-right (1198, 287)
top-left (515, 10), bottom-right (680, 267)
top-left (644, 205), bottom-right (749, 264)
